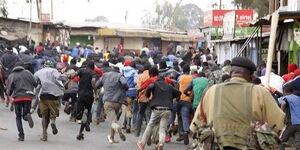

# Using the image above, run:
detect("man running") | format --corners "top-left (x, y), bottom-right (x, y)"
top-left (34, 60), bottom-right (66, 141)
top-left (73, 61), bottom-right (98, 140)
top-left (7, 62), bottom-right (37, 141)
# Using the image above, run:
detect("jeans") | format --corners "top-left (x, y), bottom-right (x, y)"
top-left (167, 101), bottom-right (177, 126)
top-left (279, 124), bottom-right (300, 150)
top-left (141, 109), bottom-right (171, 145)
top-left (135, 102), bottom-right (151, 134)
top-left (132, 99), bottom-right (139, 127)
top-left (177, 100), bottom-right (192, 132)
top-left (95, 93), bottom-right (104, 119)
top-left (14, 101), bottom-right (31, 137)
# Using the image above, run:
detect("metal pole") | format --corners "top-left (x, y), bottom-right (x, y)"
top-left (259, 25), bottom-right (263, 64)
top-left (28, 0), bottom-right (32, 46)
top-left (51, 0), bottom-right (53, 20)
top-left (219, 0), bottom-right (222, 10)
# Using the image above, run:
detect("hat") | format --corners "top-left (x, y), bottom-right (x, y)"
top-left (44, 60), bottom-right (53, 67)
top-left (288, 64), bottom-right (297, 73)
top-left (231, 57), bottom-right (256, 72)
top-left (124, 60), bottom-right (132, 66)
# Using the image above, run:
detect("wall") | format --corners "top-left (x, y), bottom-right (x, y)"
top-left (31, 27), bottom-right (43, 44)
top-left (123, 37), bottom-right (143, 50)
top-left (94, 36), bottom-right (104, 50)
top-left (216, 42), bottom-right (229, 64)
top-left (106, 37), bottom-right (121, 51)
top-left (0, 18), bottom-right (43, 44)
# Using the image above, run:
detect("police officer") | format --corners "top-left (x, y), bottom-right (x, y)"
top-left (190, 57), bottom-right (285, 150)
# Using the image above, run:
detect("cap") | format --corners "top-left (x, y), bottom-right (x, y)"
top-left (288, 64), bottom-right (297, 73)
top-left (44, 60), bottom-right (53, 67)
top-left (231, 57), bottom-right (256, 72)
top-left (124, 60), bottom-right (132, 66)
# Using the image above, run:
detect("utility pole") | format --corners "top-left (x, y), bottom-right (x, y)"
top-left (51, 0), bottom-right (53, 20)
top-left (28, 0), bottom-right (32, 46)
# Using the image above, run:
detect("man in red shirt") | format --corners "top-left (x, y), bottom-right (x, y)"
top-left (35, 42), bottom-right (44, 54)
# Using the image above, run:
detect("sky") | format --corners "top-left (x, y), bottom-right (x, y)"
top-left (5, 0), bottom-right (233, 25)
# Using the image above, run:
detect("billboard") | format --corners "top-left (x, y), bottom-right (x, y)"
top-left (203, 9), bottom-right (254, 27)
top-left (223, 11), bottom-right (236, 39)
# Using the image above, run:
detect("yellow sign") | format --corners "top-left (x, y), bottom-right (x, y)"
top-left (98, 29), bottom-right (117, 36)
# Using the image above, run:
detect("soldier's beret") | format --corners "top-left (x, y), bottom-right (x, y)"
top-left (231, 57), bottom-right (256, 72)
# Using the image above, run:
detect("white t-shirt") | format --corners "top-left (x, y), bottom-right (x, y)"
top-left (260, 72), bottom-right (285, 93)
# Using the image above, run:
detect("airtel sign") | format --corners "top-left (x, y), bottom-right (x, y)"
top-left (203, 9), bottom-right (254, 27)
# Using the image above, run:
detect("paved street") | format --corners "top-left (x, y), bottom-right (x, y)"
top-left (0, 103), bottom-right (188, 150)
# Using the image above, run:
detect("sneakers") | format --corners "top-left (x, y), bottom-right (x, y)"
top-left (137, 141), bottom-right (145, 150)
top-left (117, 127), bottom-right (126, 141)
top-left (51, 123), bottom-right (58, 135)
top-left (18, 134), bottom-right (24, 141)
top-left (76, 133), bottom-right (84, 140)
top-left (40, 135), bottom-right (47, 141)
top-left (26, 114), bottom-right (34, 128)
top-left (176, 135), bottom-right (184, 142)
top-left (165, 135), bottom-right (171, 143)
top-left (183, 132), bottom-right (189, 145)
top-left (107, 135), bottom-right (119, 144)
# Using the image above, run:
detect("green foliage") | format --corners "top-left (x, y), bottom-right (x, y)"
top-left (232, 0), bottom-right (268, 17)
top-left (142, 1), bottom-right (203, 31)
top-left (0, 0), bottom-right (8, 17)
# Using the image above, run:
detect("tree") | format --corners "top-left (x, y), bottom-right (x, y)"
top-left (0, 0), bottom-right (8, 17)
top-left (85, 16), bottom-right (109, 22)
top-left (141, 1), bottom-right (203, 31)
top-left (179, 3), bottom-right (203, 29)
top-left (232, 0), bottom-right (268, 17)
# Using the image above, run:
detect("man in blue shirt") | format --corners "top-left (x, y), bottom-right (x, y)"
top-left (71, 46), bottom-right (81, 58)
top-left (280, 83), bottom-right (300, 150)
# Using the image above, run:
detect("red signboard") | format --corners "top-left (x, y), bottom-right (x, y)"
top-left (41, 13), bottom-right (51, 22)
top-left (203, 9), bottom-right (254, 27)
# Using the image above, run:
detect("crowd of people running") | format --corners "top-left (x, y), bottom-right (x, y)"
top-left (0, 41), bottom-right (299, 150)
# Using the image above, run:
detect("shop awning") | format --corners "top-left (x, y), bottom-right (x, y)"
top-left (160, 33), bottom-right (197, 42)
top-left (98, 28), bottom-right (160, 38)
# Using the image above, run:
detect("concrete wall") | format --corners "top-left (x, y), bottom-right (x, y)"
top-left (31, 27), bottom-right (43, 44)
top-left (124, 37), bottom-right (143, 50)
top-left (106, 37), bottom-right (121, 51)
top-left (94, 36), bottom-right (105, 50)
top-left (0, 18), bottom-right (43, 44)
